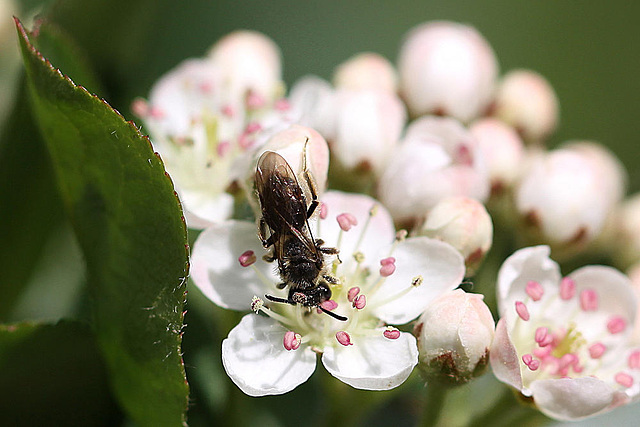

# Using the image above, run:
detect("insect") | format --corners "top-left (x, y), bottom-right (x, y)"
top-left (255, 147), bottom-right (346, 321)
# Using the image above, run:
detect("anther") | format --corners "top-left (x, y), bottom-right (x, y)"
top-left (320, 202), bottom-right (328, 219)
top-left (238, 250), bottom-right (257, 267)
top-left (246, 92), bottom-right (265, 109)
top-left (245, 122), bottom-right (262, 134)
top-left (559, 277), bottom-right (575, 300)
top-left (251, 296), bottom-right (264, 313)
top-left (353, 251), bottom-right (365, 263)
top-left (131, 98), bottom-right (149, 117)
top-left (515, 301), bottom-right (530, 321)
top-left (283, 331), bottom-right (301, 351)
top-left (383, 327), bottom-right (401, 340)
top-left (221, 104), bottom-right (235, 117)
top-left (607, 316), bottom-right (627, 334)
top-left (369, 204), bottom-right (379, 217)
top-left (379, 257), bottom-right (396, 277)
top-left (320, 300), bottom-right (338, 312)
top-left (336, 331), bottom-right (353, 346)
top-left (628, 350), bottom-right (640, 369)
top-left (347, 287), bottom-right (360, 303)
top-left (589, 342), bottom-right (606, 359)
top-left (522, 354), bottom-right (540, 371)
top-left (353, 294), bottom-right (366, 310)
top-left (534, 327), bottom-right (548, 345)
top-left (411, 275), bottom-right (424, 287)
top-left (525, 281), bottom-right (544, 301)
top-left (615, 372), bottom-right (634, 388)
top-left (337, 213), bottom-right (358, 231)
top-left (396, 230), bottom-right (408, 241)
top-left (217, 140), bottom-right (231, 157)
top-left (579, 289), bottom-right (598, 311)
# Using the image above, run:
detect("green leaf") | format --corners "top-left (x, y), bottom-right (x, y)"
top-left (16, 18), bottom-right (190, 427)
top-left (0, 320), bottom-right (119, 426)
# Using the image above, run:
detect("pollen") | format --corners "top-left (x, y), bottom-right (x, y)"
top-left (251, 296), bottom-right (264, 313)
top-left (411, 275), bottom-right (423, 287)
top-left (336, 331), bottom-right (353, 346)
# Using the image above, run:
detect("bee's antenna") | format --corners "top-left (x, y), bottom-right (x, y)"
top-left (319, 305), bottom-right (348, 322)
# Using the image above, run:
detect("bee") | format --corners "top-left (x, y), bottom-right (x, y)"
top-left (255, 147), bottom-right (346, 321)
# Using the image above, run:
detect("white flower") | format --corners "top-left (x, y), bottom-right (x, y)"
top-left (288, 76), bottom-right (337, 141)
top-left (333, 52), bottom-right (398, 93)
top-left (398, 21), bottom-right (498, 122)
top-left (415, 289), bottom-right (495, 384)
top-left (191, 191), bottom-right (465, 396)
top-left (516, 143), bottom-right (625, 251)
top-left (469, 118), bottom-right (525, 195)
top-left (492, 69), bottom-right (559, 143)
top-left (378, 116), bottom-right (490, 224)
top-left (491, 246), bottom-right (640, 421)
top-left (420, 196), bottom-right (493, 276)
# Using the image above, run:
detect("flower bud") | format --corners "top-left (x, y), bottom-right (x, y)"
top-left (208, 30), bottom-right (284, 105)
top-left (492, 69), bottom-right (559, 143)
top-left (398, 21), bottom-right (498, 122)
top-left (288, 76), bottom-right (337, 141)
top-left (415, 290), bottom-right (495, 385)
top-left (378, 116), bottom-right (490, 225)
top-left (614, 194), bottom-right (640, 268)
top-left (333, 52), bottom-right (398, 93)
top-left (469, 118), bottom-right (525, 195)
top-left (420, 197), bottom-right (493, 276)
top-left (331, 89), bottom-right (406, 176)
top-left (516, 144), bottom-right (623, 253)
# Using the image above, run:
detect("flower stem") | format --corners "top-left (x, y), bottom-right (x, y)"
top-left (418, 381), bottom-right (449, 427)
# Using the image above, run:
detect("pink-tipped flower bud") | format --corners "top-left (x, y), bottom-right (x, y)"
top-left (333, 52), bottom-right (398, 93)
top-left (492, 69), bottom-right (559, 143)
top-left (516, 143), bottom-right (625, 254)
top-left (420, 197), bottom-right (493, 276)
top-left (469, 118), bottom-right (525, 195)
top-left (398, 21), bottom-right (498, 122)
top-left (414, 290), bottom-right (495, 385)
top-left (207, 30), bottom-right (284, 104)
top-left (378, 116), bottom-right (490, 224)
top-left (331, 89), bottom-right (406, 176)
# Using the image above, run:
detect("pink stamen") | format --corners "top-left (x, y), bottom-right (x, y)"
top-left (221, 104), bottom-right (235, 118)
top-left (199, 81), bottom-right (214, 93)
top-left (150, 106), bottom-right (165, 120)
top-left (533, 346), bottom-right (552, 359)
top-left (336, 331), bottom-right (353, 346)
top-left (522, 354), bottom-right (540, 371)
top-left (455, 144), bottom-right (474, 166)
top-left (515, 301), bottom-right (530, 321)
top-left (216, 141), bottom-right (231, 157)
top-left (383, 327), bottom-right (401, 340)
top-left (579, 289), bottom-right (598, 311)
top-left (245, 122), bottom-right (262, 134)
top-left (560, 277), bottom-right (576, 300)
top-left (347, 287), bottom-right (360, 303)
top-left (131, 98), bottom-right (149, 117)
top-left (319, 202), bottom-right (328, 219)
top-left (353, 294), bottom-right (366, 310)
top-left (615, 372), bottom-right (634, 388)
top-left (628, 350), bottom-right (640, 369)
top-left (337, 213), bottom-right (358, 231)
top-left (283, 331), bottom-right (301, 351)
top-left (238, 250), bottom-right (256, 267)
top-left (607, 316), bottom-right (627, 334)
top-left (589, 342), bottom-right (606, 359)
top-left (535, 327), bottom-right (548, 344)
top-left (379, 257), bottom-right (396, 277)
top-left (246, 91), bottom-right (265, 109)
top-left (275, 98), bottom-right (291, 111)
top-left (320, 300), bottom-right (338, 312)
top-left (525, 281), bottom-right (544, 301)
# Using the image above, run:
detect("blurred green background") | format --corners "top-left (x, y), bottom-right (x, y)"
top-left (2, 1), bottom-right (640, 426)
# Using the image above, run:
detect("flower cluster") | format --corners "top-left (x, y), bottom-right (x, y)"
top-left (139, 19), bottom-right (639, 423)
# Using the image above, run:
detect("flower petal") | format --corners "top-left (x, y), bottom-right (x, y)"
top-left (530, 377), bottom-right (618, 421)
top-left (318, 190), bottom-right (396, 270)
top-left (321, 331), bottom-right (418, 390)
top-left (191, 220), bottom-right (279, 310)
top-left (372, 237), bottom-right (465, 325)
top-left (222, 314), bottom-right (317, 396)
top-left (496, 245), bottom-right (561, 318)
top-left (489, 318), bottom-right (523, 392)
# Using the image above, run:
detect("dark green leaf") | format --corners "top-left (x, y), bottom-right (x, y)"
top-left (16, 19), bottom-right (189, 426)
top-left (0, 320), bottom-right (120, 426)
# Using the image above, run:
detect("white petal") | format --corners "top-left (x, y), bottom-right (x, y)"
top-left (530, 377), bottom-right (617, 421)
top-left (191, 221), bottom-right (280, 310)
top-left (181, 190), bottom-right (234, 230)
top-left (489, 318), bottom-right (523, 392)
top-left (496, 245), bottom-right (561, 317)
top-left (321, 331), bottom-right (418, 390)
top-left (222, 314), bottom-right (317, 396)
top-left (318, 191), bottom-right (396, 270)
top-left (372, 237), bottom-right (465, 325)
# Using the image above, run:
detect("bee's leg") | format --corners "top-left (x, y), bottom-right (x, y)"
top-left (322, 274), bottom-right (340, 285)
top-left (258, 218), bottom-right (274, 247)
top-left (301, 137), bottom-right (321, 220)
top-left (318, 244), bottom-right (339, 255)
top-left (276, 282), bottom-right (287, 289)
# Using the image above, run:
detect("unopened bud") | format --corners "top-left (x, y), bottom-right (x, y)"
top-left (333, 52), bottom-right (398, 93)
top-left (414, 290), bottom-right (495, 385)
